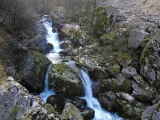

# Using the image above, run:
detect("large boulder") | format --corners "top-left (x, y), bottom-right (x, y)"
top-left (81, 107), bottom-right (95, 120)
top-left (22, 35), bottom-right (47, 52)
top-left (121, 66), bottom-right (137, 78)
top-left (0, 81), bottom-right (59, 120)
top-left (131, 81), bottom-right (153, 102)
top-left (61, 102), bottom-right (84, 120)
top-left (17, 50), bottom-right (51, 92)
top-left (101, 75), bottom-right (132, 93)
top-left (98, 91), bottom-right (117, 111)
top-left (128, 29), bottom-right (149, 49)
top-left (49, 63), bottom-right (82, 98)
top-left (140, 38), bottom-right (160, 91)
top-left (61, 24), bottom-right (80, 36)
top-left (117, 93), bottom-right (147, 119)
top-left (141, 101), bottom-right (160, 120)
top-left (46, 95), bottom-right (66, 112)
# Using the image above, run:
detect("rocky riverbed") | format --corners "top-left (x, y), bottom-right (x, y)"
top-left (0, 0), bottom-right (160, 120)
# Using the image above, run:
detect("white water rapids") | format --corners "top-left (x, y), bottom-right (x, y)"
top-left (40, 15), bottom-right (62, 102)
top-left (40, 15), bottom-right (123, 120)
top-left (80, 69), bottom-right (123, 120)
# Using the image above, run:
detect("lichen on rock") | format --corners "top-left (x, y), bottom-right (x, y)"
top-left (49, 63), bottom-right (82, 98)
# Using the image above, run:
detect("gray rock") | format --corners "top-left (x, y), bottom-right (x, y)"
top-left (0, 81), bottom-right (59, 120)
top-left (23, 35), bottom-right (47, 52)
top-left (142, 101), bottom-right (160, 120)
top-left (49, 63), bottom-right (82, 98)
top-left (61, 102), bottom-right (84, 120)
top-left (81, 107), bottom-right (95, 120)
top-left (140, 38), bottom-right (160, 91)
top-left (17, 50), bottom-right (51, 92)
top-left (128, 29), bottom-right (149, 49)
top-left (117, 92), bottom-right (135, 104)
top-left (121, 66), bottom-right (137, 78)
top-left (131, 81), bottom-right (153, 102)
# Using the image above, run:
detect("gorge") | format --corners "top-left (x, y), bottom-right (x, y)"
top-left (40, 15), bottom-right (123, 120)
top-left (0, 0), bottom-right (160, 120)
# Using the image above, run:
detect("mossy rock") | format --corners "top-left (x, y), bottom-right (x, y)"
top-left (61, 102), bottom-right (84, 120)
top-left (93, 7), bottom-right (110, 37)
top-left (49, 63), bottom-right (82, 98)
top-left (18, 50), bottom-right (51, 92)
top-left (101, 77), bottom-right (131, 93)
top-left (117, 52), bottom-right (132, 66)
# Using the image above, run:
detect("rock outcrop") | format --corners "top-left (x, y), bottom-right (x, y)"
top-left (49, 63), bottom-right (82, 98)
top-left (140, 38), bottom-right (160, 91)
top-left (17, 50), bottom-right (51, 92)
top-left (0, 81), bottom-right (59, 120)
top-left (61, 102), bottom-right (84, 120)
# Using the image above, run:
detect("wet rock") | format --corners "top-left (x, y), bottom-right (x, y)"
top-left (81, 107), bottom-right (95, 120)
top-left (128, 29), bottom-right (149, 49)
top-left (121, 66), bottom-right (137, 78)
top-left (142, 101), bottom-right (160, 120)
top-left (60, 40), bottom-right (72, 49)
top-left (131, 81), bottom-right (153, 102)
top-left (98, 91), bottom-right (117, 111)
top-left (45, 43), bottom-right (54, 53)
top-left (49, 63), bottom-right (82, 98)
top-left (61, 102), bottom-right (84, 120)
top-left (0, 81), bottom-right (59, 120)
top-left (46, 95), bottom-right (65, 112)
top-left (92, 80), bottom-right (101, 97)
top-left (73, 97), bottom-right (84, 108)
top-left (140, 38), bottom-right (160, 91)
top-left (17, 50), bottom-right (51, 92)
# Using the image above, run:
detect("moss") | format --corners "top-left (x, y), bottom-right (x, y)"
top-left (45, 104), bottom-right (58, 116)
top-left (10, 106), bottom-right (18, 120)
top-left (74, 30), bottom-right (82, 38)
top-left (93, 7), bottom-right (111, 37)
top-left (51, 63), bottom-right (74, 74)
top-left (117, 53), bottom-right (132, 61)
top-left (0, 63), bottom-right (7, 82)
top-left (100, 31), bottom-right (117, 45)
top-left (139, 41), bottom-right (154, 65)
top-left (112, 65), bottom-right (120, 73)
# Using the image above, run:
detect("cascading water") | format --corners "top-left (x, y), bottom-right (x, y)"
top-left (41, 15), bottom-right (62, 64)
top-left (40, 64), bottom-right (55, 102)
top-left (40, 15), bottom-right (62, 102)
top-left (80, 69), bottom-right (123, 120)
top-left (40, 15), bottom-right (122, 119)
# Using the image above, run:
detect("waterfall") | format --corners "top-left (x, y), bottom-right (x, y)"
top-left (80, 69), bottom-right (123, 120)
top-left (40, 64), bottom-right (55, 102)
top-left (41, 15), bottom-right (62, 64)
top-left (40, 15), bottom-right (122, 119)
top-left (40, 15), bottom-right (62, 102)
